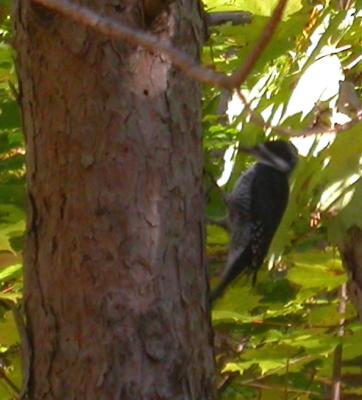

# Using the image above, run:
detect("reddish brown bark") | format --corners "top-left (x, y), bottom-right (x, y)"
top-left (14, 1), bottom-right (214, 398)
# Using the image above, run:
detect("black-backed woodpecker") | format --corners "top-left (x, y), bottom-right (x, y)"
top-left (210, 140), bottom-right (298, 303)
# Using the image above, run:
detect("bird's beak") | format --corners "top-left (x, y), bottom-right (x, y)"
top-left (239, 144), bottom-right (291, 173)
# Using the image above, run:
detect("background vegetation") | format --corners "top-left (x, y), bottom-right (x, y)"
top-left (0, 0), bottom-right (361, 398)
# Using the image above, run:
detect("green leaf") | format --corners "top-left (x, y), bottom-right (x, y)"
top-left (287, 250), bottom-right (346, 290)
top-left (0, 219), bottom-right (25, 253)
top-left (0, 101), bottom-right (20, 130)
top-left (321, 122), bottom-right (362, 185)
top-left (0, 311), bottom-right (19, 347)
top-left (0, 263), bottom-right (21, 282)
top-left (326, 179), bottom-right (362, 244)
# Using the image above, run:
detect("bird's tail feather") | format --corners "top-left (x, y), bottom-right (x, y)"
top-left (210, 246), bottom-right (252, 305)
top-left (210, 280), bottom-right (229, 304)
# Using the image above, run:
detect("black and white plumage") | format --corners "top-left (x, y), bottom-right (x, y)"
top-left (210, 140), bottom-right (298, 303)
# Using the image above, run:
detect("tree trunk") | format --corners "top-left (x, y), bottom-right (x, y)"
top-left (14, 1), bottom-right (214, 398)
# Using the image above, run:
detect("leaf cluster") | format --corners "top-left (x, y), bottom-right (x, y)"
top-left (204, 1), bottom-right (362, 398)
top-left (0, 6), bottom-right (24, 398)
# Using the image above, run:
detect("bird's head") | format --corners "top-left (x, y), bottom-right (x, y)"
top-left (241, 140), bottom-right (298, 174)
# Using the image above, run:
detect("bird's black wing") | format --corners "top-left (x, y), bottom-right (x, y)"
top-left (210, 168), bottom-right (256, 303)
top-left (249, 165), bottom-right (289, 271)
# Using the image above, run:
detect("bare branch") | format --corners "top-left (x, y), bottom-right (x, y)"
top-left (206, 11), bottom-right (252, 26)
top-left (298, 117), bottom-right (362, 136)
top-left (217, 372), bottom-right (239, 396)
top-left (331, 284), bottom-right (347, 400)
top-left (0, 367), bottom-right (20, 395)
top-left (31, 0), bottom-right (360, 138)
top-left (31, 0), bottom-right (287, 90)
top-left (236, 89), bottom-right (362, 137)
top-left (31, 0), bottom-right (232, 89)
top-left (243, 381), bottom-right (319, 396)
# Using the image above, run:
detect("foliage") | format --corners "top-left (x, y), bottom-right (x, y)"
top-left (0, 0), bottom-right (361, 398)
top-left (204, 0), bottom-right (362, 399)
top-left (0, 4), bottom-right (24, 398)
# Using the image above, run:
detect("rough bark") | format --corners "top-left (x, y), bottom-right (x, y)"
top-left (14, 1), bottom-right (214, 399)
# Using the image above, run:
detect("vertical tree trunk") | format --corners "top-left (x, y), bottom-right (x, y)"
top-left (14, 1), bottom-right (214, 398)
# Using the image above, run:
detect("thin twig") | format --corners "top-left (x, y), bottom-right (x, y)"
top-left (207, 11), bottom-right (252, 26)
top-left (217, 371), bottom-right (239, 396)
top-left (240, 317), bottom-right (356, 330)
top-left (240, 354), bottom-right (316, 386)
top-left (236, 89), bottom-right (362, 137)
top-left (0, 366), bottom-right (20, 395)
top-left (229, 0), bottom-right (289, 87)
top-left (244, 381), bottom-right (319, 396)
top-left (331, 283), bottom-right (347, 400)
top-left (315, 45), bottom-right (352, 62)
top-left (217, 354), bottom-right (319, 397)
top-left (30, 0), bottom-right (361, 138)
top-left (290, 370), bottom-right (318, 400)
top-left (284, 359), bottom-right (289, 400)
top-left (31, 0), bottom-right (230, 88)
top-left (298, 117), bottom-right (362, 137)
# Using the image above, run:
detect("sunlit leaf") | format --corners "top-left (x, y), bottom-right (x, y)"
top-left (287, 250), bottom-right (346, 290)
top-left (0, 263), bottom-right (21, 281)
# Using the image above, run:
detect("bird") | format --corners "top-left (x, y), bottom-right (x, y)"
top-left (210, 140), bottom-right (298, 303)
